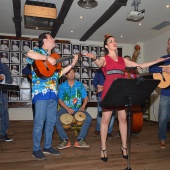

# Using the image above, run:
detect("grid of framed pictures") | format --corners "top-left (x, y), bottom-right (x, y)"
top-left (0, 36), bottom-right (122, 106)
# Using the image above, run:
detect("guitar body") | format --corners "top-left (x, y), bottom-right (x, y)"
top-left (131, 106), bottom-right (143, 133)
top-left (32, 53), bottom-right (62, 79)
top-left (153, 72), bottom-right (170, 88)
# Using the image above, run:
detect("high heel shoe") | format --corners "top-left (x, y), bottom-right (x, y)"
top-left (101, 149), bottom-right (108, 162)
top-left (120, 145), bottom-right (128, 159)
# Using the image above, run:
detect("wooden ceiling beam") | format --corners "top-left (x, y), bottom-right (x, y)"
top-left (12, 0), bottom-right (22, 37)
top-left (80, 0), bottom-right (128, 41)
top-left (51, 0), bottom-right (74, 38)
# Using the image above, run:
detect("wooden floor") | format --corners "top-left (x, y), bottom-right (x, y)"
top-left (0, 119), bottom-right (170, 170)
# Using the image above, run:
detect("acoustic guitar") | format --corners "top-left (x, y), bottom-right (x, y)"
top-left (32, 53), bottom-right (74, 79)
top-left (153, 71), bottom-right (170, 88)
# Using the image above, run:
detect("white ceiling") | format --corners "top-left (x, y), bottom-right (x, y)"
top-left (0, 0), bottom-right (169, 44)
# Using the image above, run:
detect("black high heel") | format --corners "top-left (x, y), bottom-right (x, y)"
top-left (101, 149), bottom-right (108, 162)
top-left (120, 145), bottom-right (128, 159)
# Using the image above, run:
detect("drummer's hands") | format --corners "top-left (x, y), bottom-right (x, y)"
top-left (67, 107), bottom-right (74, 114)
top-left (79, 106), bottom-right (85, 112)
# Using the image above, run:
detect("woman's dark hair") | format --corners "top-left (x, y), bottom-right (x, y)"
top-left (38, 32), bottom-right (50, 48)
top-left (103, 34), bottom-right (114, 55)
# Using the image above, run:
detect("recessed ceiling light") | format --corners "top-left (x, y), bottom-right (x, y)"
top-left (166, 4), bottom-right (169, 8)
top-left (71, 30), bottom-right (73, 33)
top-left (139, 23), bottom-right (142, 26)
top-left (120, 35), bottom-right (123, 38)
top-left (80, 16), bottom-right (83, 19)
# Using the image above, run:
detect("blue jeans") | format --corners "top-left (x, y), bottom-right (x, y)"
top-left (56, 108), bottom-right (92, 140)
top-left (0, 92), bottom-right (9, 136)
top-left (96, 97), bottom-right (115, 134)
top-left (158, 95), bottom-right (170, 141)
top-left (33, 99), bottom-right (57, 151)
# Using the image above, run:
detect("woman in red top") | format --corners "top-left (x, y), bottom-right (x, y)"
top-left (84, 34), bottom-right (170, 162)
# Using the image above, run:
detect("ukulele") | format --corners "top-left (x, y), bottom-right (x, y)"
top-left (32, 53), bottom-right (74, 79)
top-left (153, 65), bottom-right (170, 88)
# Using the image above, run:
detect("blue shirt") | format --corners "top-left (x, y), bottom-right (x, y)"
top-left (92, 69), bottom-right (105, 97)
top-left (58, 80), bottom-right (87, 111)
top-left (149, 54), bottom-right (170, 96)
top-left (27, 48), bottom-right (61, 104)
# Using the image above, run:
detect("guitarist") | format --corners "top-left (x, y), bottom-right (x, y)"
top-left (26, 32), bottom-right (78, 160)
top-left (149, 37), bottom-right (170, 149)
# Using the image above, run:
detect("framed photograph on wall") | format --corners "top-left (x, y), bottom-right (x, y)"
top-left (0, 52), bottom-right (9, 63)
top-left (21, 52), bottom-right (28, 64)
top-left (20, 89), bottom-right (31, 101)
top-left (61, 55), bottom-right (70, 67)
top-left (20, 77), bottom-right (31, 88)
top-left (10, 52), bottom-right (20, 63)
top-left (9, 91), bottom-right (19, 101)
top-left (62, 43), bottom-right (71, 54)
top-left (53, 43), bottom-right (61, 54)
top-left (81, 45), bottom-right (89, 55)
top-left (90, 46), bottom-right (99, 56)
top-left (72, 44), bottom-right (80, 54)
top-left (82, 56), bottom-right (90, 67)
top-left (11, 40), bottom-right (20, 51)
top-left (32, 41), bottom-right (39, 50)
top-left (81, 79), bottom-right (89, 90)
top-left (81, 68), bottom-right (90, 78)
top-left (22, 40), bottom-right (31, 52)
top-left (75, 67), bottom-right (80, 79)
top-left (0, 39), bottom-right (10, 51)
top-left (12, 77), bottom-right (20, 86)
top-left (10, 64), bottom-right (20, 76)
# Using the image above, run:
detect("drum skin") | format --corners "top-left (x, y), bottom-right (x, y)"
top-left (60, 113), bottom-right (73, 129)
top-left (74, 112), bottom-right (86, 126)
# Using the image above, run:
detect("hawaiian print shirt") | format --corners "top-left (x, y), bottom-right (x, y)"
top-left (58, 80), bottom-right (87, 112)
top-left (27, 48), bottom-right (61, 104)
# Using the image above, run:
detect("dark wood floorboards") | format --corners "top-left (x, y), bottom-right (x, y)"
top-left (0, 119), bottom-right (170, 170)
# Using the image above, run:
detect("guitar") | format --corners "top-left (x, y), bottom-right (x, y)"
top-left (32, 53), bottom-right (74, 79)
top-left (153, 65), bottom-right (170, 88)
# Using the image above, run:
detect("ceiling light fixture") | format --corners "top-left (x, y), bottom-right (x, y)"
top-left (78, 0), bottom-right (98, 9)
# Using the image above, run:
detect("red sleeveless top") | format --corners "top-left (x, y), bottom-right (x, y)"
top-left (101, 56), bottom-right (126, 99)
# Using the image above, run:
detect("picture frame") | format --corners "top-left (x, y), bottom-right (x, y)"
top-left (72, 44), bottom-right (80, 55)
top-left (32, 41), bottom-right (39, 50)
top-left (22, 40), bottom-right (31, 51)
top-left (62, 43), bottom-right (71, 54)
top-left (0, 52), bottom-right (9, 63)
top-left (10, 40), bottom-right (20, 51)
top-left (10, 64), bottom-right (20, 76)
top-left (10, 52), bottom-right (20, 63)
top-left (81, 45), bottom-right (89, 55)
top-left (54, 43), bottom-right (61, 54)
top-left (0, 39), bottom-right (10, 51)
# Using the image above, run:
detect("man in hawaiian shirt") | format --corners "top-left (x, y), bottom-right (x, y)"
top-left (56, 68), bottom-right (92, 149)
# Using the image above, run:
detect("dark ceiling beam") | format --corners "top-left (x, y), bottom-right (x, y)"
top-left (80, 0), bottom-right (128, 41)
top-left (12, 0), bottom-right (22, 37)
top-left (51, 0), bottom-right (74, 38)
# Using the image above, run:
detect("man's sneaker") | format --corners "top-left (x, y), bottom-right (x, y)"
top-left (1, 135), bottom-right (13, 142)
top-left (43, 147), bottom-right (60, 155)
top-left (32, 150), bottom-right (46, 160)
top-left (57, 140), bottom-right (71, 150)
top-left (160, 141), bottom-right (167, 149)
top-left (74, 139), bottom-right (90, 148)
top-left (94, 130), bottom-right (100, 137)
top-left (107, 133), bottom-right (113, 140)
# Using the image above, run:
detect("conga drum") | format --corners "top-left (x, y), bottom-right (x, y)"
top-left (74, 112), bottom-right (86, 126)
top-left (60, 113), bottom-right (73, 129)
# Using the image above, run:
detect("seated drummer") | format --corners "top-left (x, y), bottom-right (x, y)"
top-left (56, 68), bottom-right (92, 149)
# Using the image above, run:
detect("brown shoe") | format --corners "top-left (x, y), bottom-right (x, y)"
top-left (160, 141), bottom-right (167, 149)
top-left (107, 133), bottom-right (113, 140)
top-left (94, 130), bottom-right (100, 137)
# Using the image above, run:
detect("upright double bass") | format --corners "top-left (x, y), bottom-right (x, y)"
top-left (130, 45), bottom-right (144, 133)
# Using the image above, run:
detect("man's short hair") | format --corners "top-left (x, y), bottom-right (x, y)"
top-left (38, 32), bottom-right (50, 48)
